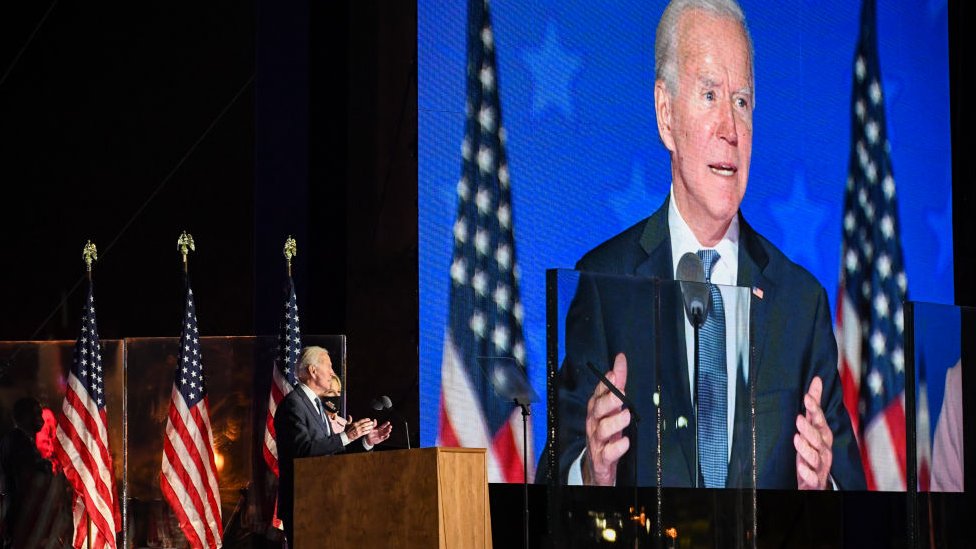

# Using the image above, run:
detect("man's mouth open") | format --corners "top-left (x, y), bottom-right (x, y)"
top-left (709, 163), bottom-right (737, 177)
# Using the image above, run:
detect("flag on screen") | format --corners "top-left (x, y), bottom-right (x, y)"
top-left (160, 282), bottom-right (223, 548)
top-left (437, 0), bottom-right (531, 483)
top-left (54, 279), bottom-right (121, 548)
top-left (262, 276), bottom-right (301, 529)
top-left (834, 0), bottom-right (910, 491)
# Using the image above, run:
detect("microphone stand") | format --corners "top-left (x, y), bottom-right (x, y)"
top-left (513, 398), bottom-right (531, 549)
top-left (692, 316), bottom-right (701, 489)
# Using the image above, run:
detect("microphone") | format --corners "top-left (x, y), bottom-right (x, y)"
top-left (371, 395), bottom-right (411, 449)
top-left (676, 252), bottom-right (709, 328)
top-left (370, 395), bottom-right (393, 411)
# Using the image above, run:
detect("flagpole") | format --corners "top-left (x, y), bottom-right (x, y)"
top-left (81, 241), bottom-right (97, 549)
top-left (178, 231), bottom-right (195, 275)
top-left (283, 236), bottom-right (297, 278)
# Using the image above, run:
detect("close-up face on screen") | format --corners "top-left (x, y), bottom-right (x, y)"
top-left (418, 0), bottom-right (956, 492)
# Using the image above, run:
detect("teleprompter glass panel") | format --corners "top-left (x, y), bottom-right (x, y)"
top-left (0, 335), bottom-right (346, 548)
top-left (906, 302), bottom-right (975, 547)
top-left (123, 335), bottom-right (344, 548)
top-left (0, 339), bottom-right (124, 547)
top-left (542, 269), bottom-right (758, 547)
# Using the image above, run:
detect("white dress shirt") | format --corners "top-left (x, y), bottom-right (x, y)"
top-left (668, 189), bottom-right (749, 463)
top-left (297, 382), bottom-right (353, 447)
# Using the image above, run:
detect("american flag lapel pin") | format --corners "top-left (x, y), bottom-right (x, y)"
top-left (752, 286), bottom-right (764, 300)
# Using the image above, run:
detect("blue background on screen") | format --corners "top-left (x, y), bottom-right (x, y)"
top-left (418, 0), bottom-right (952, 468)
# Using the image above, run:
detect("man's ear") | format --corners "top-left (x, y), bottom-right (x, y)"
top-left (654, 80), bottom-right (676, 152)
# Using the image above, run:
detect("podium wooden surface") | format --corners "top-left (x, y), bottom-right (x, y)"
top-left (293, 447), bottom-right (492, 548)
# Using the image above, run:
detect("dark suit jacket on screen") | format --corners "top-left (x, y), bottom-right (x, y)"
top-left (546, 197), bottom-right (866, 490)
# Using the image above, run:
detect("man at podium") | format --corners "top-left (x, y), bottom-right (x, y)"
top-left (274, 346), bottom-right (392, 543)
top-left (551, 0), bottom-right (865, 490)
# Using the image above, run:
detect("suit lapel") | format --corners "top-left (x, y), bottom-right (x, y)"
top-left (297, 387), bottom-right (328, 434)
top-left (736, 216), bottom-right (773, 387)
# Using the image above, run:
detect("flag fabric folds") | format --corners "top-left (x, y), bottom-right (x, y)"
top-left (834, 0), bottom-right (910, 491)
top-left (263, 276), bottom-right (301, 476)
top-left (54, 279), bottom-right (121, 548)
top-left (160, 283), bottom-right (223, 547)
top-left (437, 0), bottom-right (531, 483)
top-left (262, 276), bottom-right (301, 529)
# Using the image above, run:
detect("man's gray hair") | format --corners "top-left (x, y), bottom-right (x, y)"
top-left (654, 0), bottom-right (754, 96)
top-left (296, 345), bottom-right (330, 382)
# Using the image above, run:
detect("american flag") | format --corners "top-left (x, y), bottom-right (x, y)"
top-left (262, 276), bottom-right (300, 528)
top-left (834, 0), bottom-right (910, 491)
top-left (437, 0), bottom-right (531, 483)
top-left (160, 283), bottom-right (223, 547)
top-left (54, 279), bottom-right (121, 548)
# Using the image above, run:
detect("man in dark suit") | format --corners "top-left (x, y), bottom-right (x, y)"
top-left (274, 346), bottom-right (392, 544)
top-left (550, 0), bottom-right (865, 490)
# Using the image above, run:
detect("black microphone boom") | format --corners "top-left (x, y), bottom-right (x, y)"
top-left (372, 395), bottom-right (411, 449)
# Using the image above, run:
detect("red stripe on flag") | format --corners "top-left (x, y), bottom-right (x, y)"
top-left (491, 418), bottom-right (523, 483)
top-left (161, 426), bottom-right (218, 548)
top-left (160, 469), bottom-right (207, 549)
top-left (438, 397), bottom-right (460, 447)
top-left (883, 399), bottom-right (908, 488)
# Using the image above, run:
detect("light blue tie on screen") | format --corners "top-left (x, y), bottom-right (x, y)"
top-left (697, 249), bottom-right (727, 488)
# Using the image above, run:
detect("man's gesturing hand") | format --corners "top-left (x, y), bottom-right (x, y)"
top-left (582, 353), bottom-right (631, 486)
top-left (794, 376), bottom-right (833, 490)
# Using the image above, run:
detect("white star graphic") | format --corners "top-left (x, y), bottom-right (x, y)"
top-left (880, 215), bottom-right (894, 240)
top-left (870, 330), bottom-right (886, 356)
top-left (855, 56), bottom-right (866, 82)
top-left (866, 120), bottom-right (880, 145)
top-left (877, 254), bottom-right (892, 280)
top-left (882, 175), bottom-right (895, 200)
top-left (867, 369), bottom-right (884, 396)
top-left (481, 26), bottom-right (493, 50)
top-left (856, 99), bottom-right (866, 122)
top-left (475, 229), bottom-right (490, 256)
top-left (451, 257), bottom-right (467, 286)
top-left (874, 293), bottom-right (889, 319)
top-left (522, 22), bottom-right (582, 119)
top-left (453, 217), bottom-right (467, 243)
top-left (472, 270), bottom-right (488, 296)
top-left (892, 347), bottom-right (904, 373)
top-left (461, 138), bottom-right (472, 161)
top-left (844, 211), bottom-right (855, 234)
top-left (869, 80), bottom-right (882, 105)
top-left (470, 311), bottom-right (486, 337)
top-left (493, 284), bottom-right (511, 310)
top-left (513, 342), bottom-right (525, 365)
top-left (477, 146), bottom-right (494, 174)
top-left (479, 64), bottom-right (495, 92)
top-left (476, 188), bottom-right (492, 214)
top-left (895, 306), bottom-right (904, 334)
top-left (478, 105), bottom-right (495, 133)
top-left (492, 325), bottom-right (510, 351)
top-left (845, 249), bottom-right (859, 273)
top-left (497, 203), bottom-right (511, 229)
top-left (495, 244), bottom-right (512, 270)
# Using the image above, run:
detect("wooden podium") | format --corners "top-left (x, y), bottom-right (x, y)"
top-left (293, 447), bottom-right (492, 548)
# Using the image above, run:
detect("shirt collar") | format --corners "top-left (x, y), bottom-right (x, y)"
top-left (668, 186), bottom-right (739, 286)
top-left (297, 382), bottom-right (319, 406)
